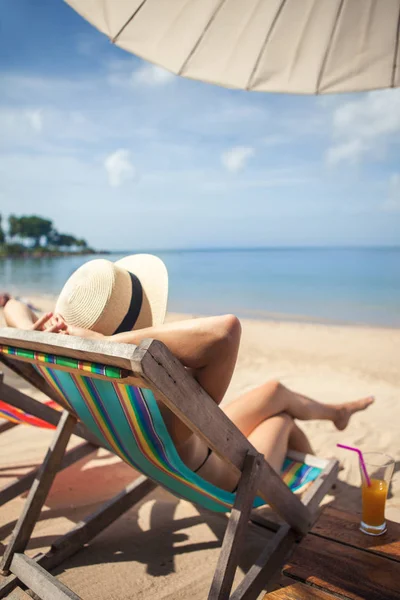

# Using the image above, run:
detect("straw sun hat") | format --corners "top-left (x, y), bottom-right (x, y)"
top-left (55, 254), bottom-right (168, 335)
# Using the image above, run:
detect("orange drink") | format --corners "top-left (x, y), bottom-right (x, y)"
top-left (360, 453), bottom-right (394, 536)
top-left (361, 479), bottom-right (388, 530)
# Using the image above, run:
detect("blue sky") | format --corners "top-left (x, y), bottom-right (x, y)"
top-left (1, 1), bottom-right (399, 250)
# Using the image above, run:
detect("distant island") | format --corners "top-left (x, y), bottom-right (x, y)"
top-left (0, 213), bottom-right (107, 258)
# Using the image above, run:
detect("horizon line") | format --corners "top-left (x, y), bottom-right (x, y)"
top-left (106, 245), bottom-right (400, 254)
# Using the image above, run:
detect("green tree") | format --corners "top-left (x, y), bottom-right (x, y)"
top-left (8, 214), bottom-right (21, 240)
top-left (47, 228), bottom-right (60, 247)
top-left (56, 234), bottom-right (78, 247)
top-left (4, 214), bottom-right (92, 256)
top-left (0, 214), bottom-right (5, 245)
top-left (18, 216), bottom-right (53, 247)
top-left (48, 231), bottom-right (79, 248)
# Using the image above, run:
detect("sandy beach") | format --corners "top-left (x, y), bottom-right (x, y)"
top-left (1, 295), bottom-right (399, 598)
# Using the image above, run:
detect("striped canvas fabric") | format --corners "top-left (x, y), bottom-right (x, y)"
top-left (0, 398), bottom-right (59, 428)
top-left (0, 344), bottom-right (127, 379)
top-left (0, 345), bottom-right (322, 512)
top-left (281, 457), bottom-right (320, 493)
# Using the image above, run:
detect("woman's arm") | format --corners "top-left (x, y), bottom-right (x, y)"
top-left (3, 299), bottom-right (63, 332)
top-left (4, 298), bottom-right (39, 329)
top-left (64, 314), bottom-right (241, 405)
top-left (68, 316), bottom-right (230, 370)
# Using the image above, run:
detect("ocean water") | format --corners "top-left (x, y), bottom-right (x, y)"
top-left (1, 248), bottom-right (399, 327)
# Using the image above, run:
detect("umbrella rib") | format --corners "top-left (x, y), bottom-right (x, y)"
top-left (177, 0), bottom-right (229, 76)
top-left (392, 2), bottom-right (400, 87)
top-left (245, 0), bottom-right (287, 91)
top-left (315, 0), bottom-right (345, 95)
top-left (111, 0), bottom-right (149, 44)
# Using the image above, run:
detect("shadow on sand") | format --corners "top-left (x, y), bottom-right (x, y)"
top-left (1, 449), bottom-right (399, 597)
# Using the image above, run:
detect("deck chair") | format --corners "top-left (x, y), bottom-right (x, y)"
top-left (0, 328), bottom-right (338, 600)
top-left (0, 397), bottom-right (59, 429)
top-left (0, 365), bottom-right (57, 435)
top-left (0, 356), bottom-right (104, 507)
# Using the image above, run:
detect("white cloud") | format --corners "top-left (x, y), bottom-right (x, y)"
top-left (104, 149), bottom-right (136, 187)
top-left (326, 89), bottom-right (400, 166)
top-left (2, 68), bottom-right (399, 248)
top-left (333, 90), bottom-right (400, 138)
top-left (326, 139), bottom-right (366, 167)
top-left (0, 106), bottom-right (100, 154)
top-left (26, 109), bottom-right (43, 132)
top-left (221, 146), bottom-right (255, 173)
top-left (381, 174), bottom-right (400, 212)
top-left (132, 64), bottom-right (175, 86)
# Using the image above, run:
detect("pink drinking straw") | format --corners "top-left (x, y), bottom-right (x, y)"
top-left (337, 444), bottom-right (371, 487)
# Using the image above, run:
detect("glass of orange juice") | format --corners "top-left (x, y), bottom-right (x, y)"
top-left (360, 452), bottom-right (394, 536)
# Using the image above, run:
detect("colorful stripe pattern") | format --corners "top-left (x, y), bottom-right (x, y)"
top-left (1, 345), bottom-right (322, 512)
top-left (281, 457), bottom-right (321, 493)
top-left (0, 345), bottom-right (127, 379)
top-left (0, 399), bottom-right (59, 428)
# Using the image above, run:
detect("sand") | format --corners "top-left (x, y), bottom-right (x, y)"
top-left (0, 294), bottom-right (399, 598)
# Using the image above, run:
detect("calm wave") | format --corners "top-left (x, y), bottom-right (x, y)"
top-left (1, 248), bottom-right (399, 327)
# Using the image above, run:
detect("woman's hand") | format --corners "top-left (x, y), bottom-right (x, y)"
top-left (44, 313), bottom-right (67, 333)
top-left (34, 313), bottom-right (103, 340)
top-left (31, 312), bottom-right (64, 333)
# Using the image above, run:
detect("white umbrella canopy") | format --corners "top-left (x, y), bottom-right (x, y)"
top-left (65, 0), bottom-right (400, 94)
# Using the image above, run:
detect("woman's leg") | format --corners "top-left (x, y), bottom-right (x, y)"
top-left (248, 413), bottom-right (296, 472)
top-left (223, 380), bottom-right (374, 436)
top-left (195, 413), bottom-right (296, 491)
top-left (288, 422), bottom-right (314, 454)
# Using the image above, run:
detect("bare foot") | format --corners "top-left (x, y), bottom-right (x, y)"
top-left (334, 396), bottom-right (375, 431)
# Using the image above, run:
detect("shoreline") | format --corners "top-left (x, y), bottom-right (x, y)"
top-left (0, 250), bottom-right (110, 259)
top-left (2, 246), bottom-right (399, 330)
top-left (214, 306), bottom-right (400, 331)
top-left (3, 292), bottom-right (400, 332)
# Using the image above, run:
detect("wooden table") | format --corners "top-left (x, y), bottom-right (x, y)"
top-left (265, 507), bottom-right (400, 600)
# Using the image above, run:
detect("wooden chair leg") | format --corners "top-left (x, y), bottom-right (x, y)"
top-left (10, 553), bottom-right (81, 600)
top-left (230, 459), bottom-right (340, 599)
top-left (0, 373), bottom-right (13, 432)
top-left (0, 421), bottom-right (17, 434)
top-left (230, 524), bottom-right (297, 600)
top-left (0, 476), bottom-right (157, 598)
top-left (0, 410), bottom-right (76, 573)
top-left (208, 452), bottom-right (263, 600)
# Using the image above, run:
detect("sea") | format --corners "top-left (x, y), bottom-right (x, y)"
top-left (1, 248), bottom-right (399, 328)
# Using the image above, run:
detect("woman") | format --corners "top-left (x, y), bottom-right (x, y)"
top-left (3, 254), bottom-right (374, 492)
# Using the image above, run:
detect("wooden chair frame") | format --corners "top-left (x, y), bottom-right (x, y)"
top-left (0, 371), bottom-right (17, 434)
top-left (0, 328), bottom-right (339, 600)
